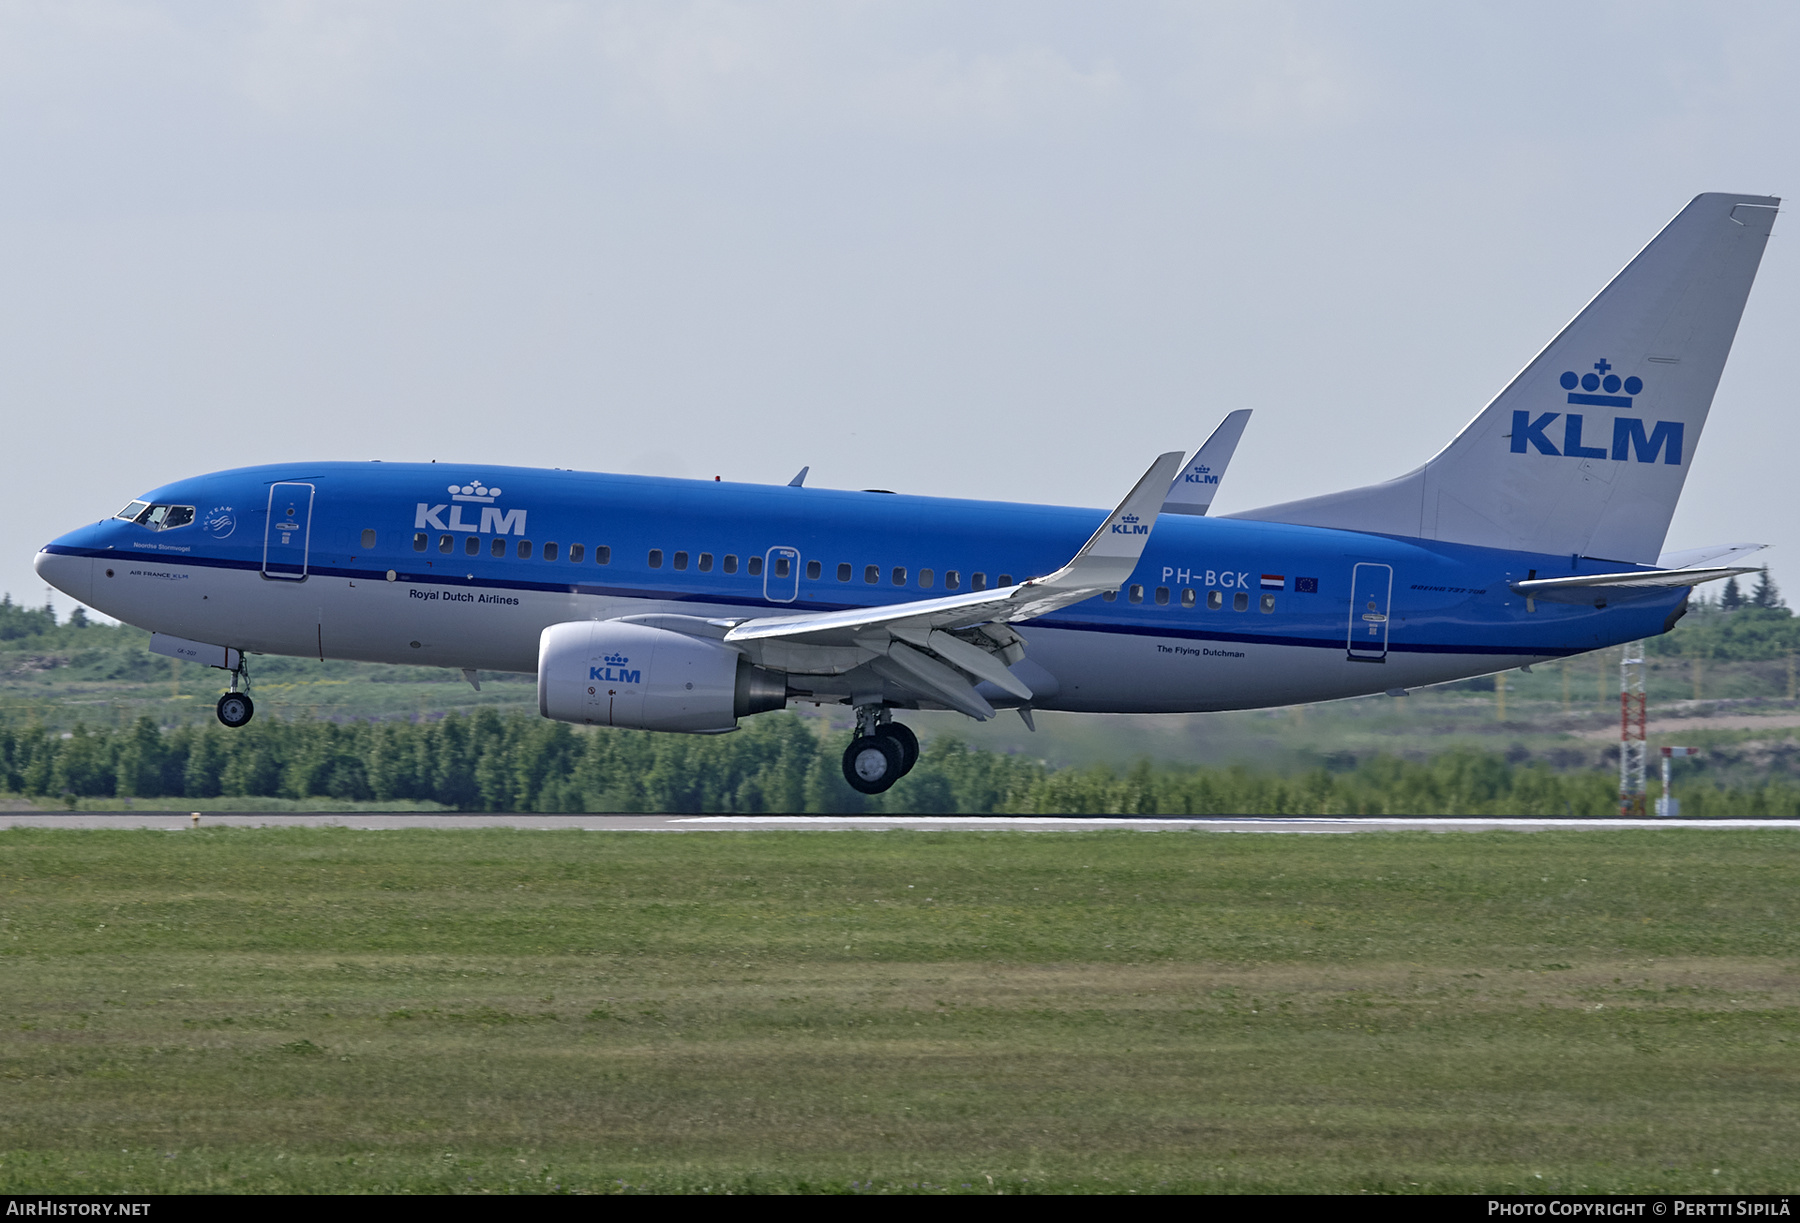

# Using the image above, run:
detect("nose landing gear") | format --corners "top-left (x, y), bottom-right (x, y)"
top-left (841, 705), bottom-right (920, 795)
top-left (216, 691), bottom-right (255, 728)
top-left (215, 657), bottom-right (254, 728)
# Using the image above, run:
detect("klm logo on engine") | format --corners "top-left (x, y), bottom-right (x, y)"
top-left (589, 652), bottom-right (640, 684)
top-left (1111, 513), bottom-right (1149, 536)
top-left (414, 479), bottom-right (528, 534)
top-left (1509, 359), bottom-right (1682, 465)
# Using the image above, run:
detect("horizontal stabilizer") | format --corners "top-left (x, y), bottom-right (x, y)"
top-left (1656, 542), bottom-right (1767, 570)
top-left (1511, 565), bottom-right (1758, 595)
top-left (1163, 410), bottom-right (1251, 517)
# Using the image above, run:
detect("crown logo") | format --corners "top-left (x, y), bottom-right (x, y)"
top-left (603, 653), bottom-right (629, 666)
top-left (1121, 514), bottom-right (1140, 524)
top-left (449, 480), bottom-right (502, 504)
top-left (1559, 359), bottom-right (1641, 406)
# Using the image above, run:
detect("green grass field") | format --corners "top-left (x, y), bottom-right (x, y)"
top-left (2, 828), bottom-right (1797, 1194)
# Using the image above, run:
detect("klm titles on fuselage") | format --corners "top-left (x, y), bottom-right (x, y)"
top-left (1511, 359), bottom-right (1681, 464)
top-left (414, 480), bottom-right (528, 535)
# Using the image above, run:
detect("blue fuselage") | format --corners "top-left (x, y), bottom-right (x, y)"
top-left (35, 461), bottom-right (1681, 714)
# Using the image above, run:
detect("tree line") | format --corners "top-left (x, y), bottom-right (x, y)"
top-left (1, 709), bottom-right (1794, 817)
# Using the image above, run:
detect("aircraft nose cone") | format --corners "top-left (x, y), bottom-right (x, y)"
top-left (35, 546), bottom-right (94, 606)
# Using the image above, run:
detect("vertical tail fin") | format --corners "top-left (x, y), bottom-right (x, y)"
top-left (1229, 193), bottom-right (1778, 562)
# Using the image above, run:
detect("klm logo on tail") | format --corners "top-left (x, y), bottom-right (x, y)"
top-left (1511, 360), bottom-right (1682, 465)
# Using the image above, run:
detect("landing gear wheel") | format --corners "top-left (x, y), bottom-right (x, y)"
top-left (880, 722), bottom-right (919, 776)
top-left (216, 691), bottom-right (255, 728)
top-left (843, 734), bottom-right (903, 795)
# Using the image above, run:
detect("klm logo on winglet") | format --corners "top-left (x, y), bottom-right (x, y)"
top-left (590, 654), bottom-right (640, 684)
top-left (414, 479), bottom-right (528, 534)
top-left (1111, 514), bottom-right (1150, 535)
top-left (1511, 359), bottom-right (1681, 465)
top-left (1180, 464), bottom-right (1219, 487)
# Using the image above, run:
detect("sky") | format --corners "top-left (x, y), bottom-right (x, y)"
top-left (4, 1), bottom-right (1799, 619)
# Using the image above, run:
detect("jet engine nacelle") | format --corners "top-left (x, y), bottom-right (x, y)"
top-left (537, 620), bottom-right (786, 732)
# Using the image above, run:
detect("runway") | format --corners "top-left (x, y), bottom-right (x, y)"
top-left (4, 813), bottom-right (1799, 832)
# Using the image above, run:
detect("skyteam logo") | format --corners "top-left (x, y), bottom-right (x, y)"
top-left (415, 479), bottom-right (528, 535)
top-left (1112, 513), bottom-right (1149, 536)
top-left (1511, 358), bottom-right (1681, 465)
top-left (590, 653), bottom-right (640, 684)
top-left (201, 505), bottom-right (236, 540)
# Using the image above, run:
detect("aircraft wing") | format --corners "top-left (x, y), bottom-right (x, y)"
top-left (718, 451), bottom-right (1185, 718)
top-left (1162, 409), bottom-right (1251, 516)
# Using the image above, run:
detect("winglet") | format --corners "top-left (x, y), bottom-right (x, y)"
top-left (1163, 410), bottom-right (1250, 517)
top-left (1033, 451), bottom-right (1186, 593)
top-left (787, 466), bottom-right (809, 488)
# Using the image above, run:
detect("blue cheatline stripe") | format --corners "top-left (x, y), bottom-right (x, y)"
top-left (1567, 393), bottom-right (1632, 408)
top-left (45, 544), bottom-right (1589, 659)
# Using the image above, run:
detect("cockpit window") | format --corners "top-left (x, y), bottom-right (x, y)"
top-left (117, 502), bottom-right (196, 531)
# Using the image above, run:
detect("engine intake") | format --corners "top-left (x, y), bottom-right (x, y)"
top-left (537, 620), bottom-right (786, 732)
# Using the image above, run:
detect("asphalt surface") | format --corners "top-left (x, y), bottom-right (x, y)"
top-left (4, 814), bottom-right (1798, 832)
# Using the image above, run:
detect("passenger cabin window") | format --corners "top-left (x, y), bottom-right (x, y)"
top-left (864, 565), bottom-right (879, 584)
top-left (439, 535), bottom-right (453, 553)
top-left (1182, 589), bottom-right (1197, 608)
top-left (918, 569), bottom-right (934, 589)
top-left (1102, 590), bottom-right (1117, 602)
top-left (998, 574), bottom-right (1013, 586)
top-left (945, 571), bottom-right (960, 590)
top-left (569, 543), bottom-right (585, 563)
top-left (1233, 591), bottom-right (1249, 612)
top-left (806, 560), bottom-right (821, 580)
top-left (722, 554), bottom-right (738, 574)
top-left (1155, 587), bottom-right (1170, 605)
top-left (838, 563), bottom-right (852, 582)
top-left (648, 549), bottom-right (663, 568)
top-left (673, 551), bottom-right (689, 570)
top-left (1207, 590), bottom-right (1222, 610)
top-left (465, 536), bottom-right (479, 556)
top-left (361, 529), bottom-right (376, 550)
top-left (891, 567), bottom-right (906, 586)
top-left (747, 555), bottom-right (763, 576)
top-left (1260, 594), bottom-right (1276, 613)
top-left (413, 533), bottom-right (427, 552)
top-left (594, 546), bottom-right (610, 565)
top-left (972, 573), bottom-right (987, 591)
top-left (543, 542), bottom-right (558, 561)
top-left (699, 553), bottom-right (713, 572)
top-left (517, 540), bottom-right (533, 559)
top-left (1129, 585), bottom-right (1143, 604)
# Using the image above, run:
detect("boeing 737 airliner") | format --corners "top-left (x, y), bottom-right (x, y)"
top-left (34, 193), bottom-right (1780, 793)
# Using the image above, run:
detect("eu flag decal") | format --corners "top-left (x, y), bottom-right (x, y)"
top-left (1294, 576), bottom-right (1319, 593)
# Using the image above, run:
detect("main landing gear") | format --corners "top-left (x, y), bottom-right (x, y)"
top-left (216, 659), bottom-right (254, 728)
top-left (841, 706), bottom-right (920, 795)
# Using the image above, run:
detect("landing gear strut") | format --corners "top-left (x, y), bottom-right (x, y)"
top-left (216, 658), bottom-right (254, 728)
top-left (841, 705), bottom-right (918, 795)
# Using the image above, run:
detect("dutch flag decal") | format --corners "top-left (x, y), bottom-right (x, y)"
top-left (1260, 574), bottom-right (1284, 590)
